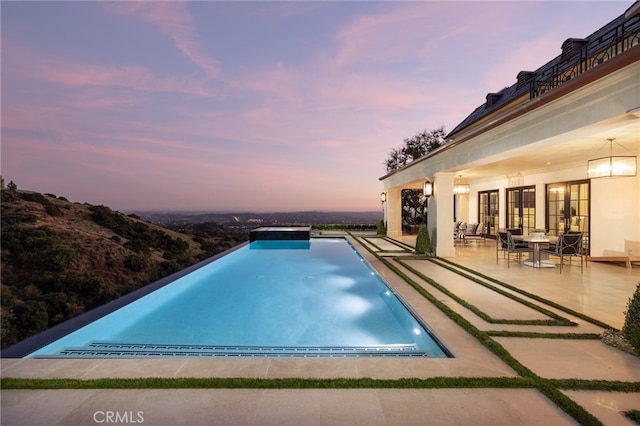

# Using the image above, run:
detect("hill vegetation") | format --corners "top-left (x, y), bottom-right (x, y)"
top-left (0, 186), bottom-right (248, 348)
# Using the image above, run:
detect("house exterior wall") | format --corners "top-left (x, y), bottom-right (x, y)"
top-left (380, 43), bottom-right (639, 259)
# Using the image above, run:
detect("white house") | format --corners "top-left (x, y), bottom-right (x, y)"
top-left (380, 2), bottom-right (640, 265)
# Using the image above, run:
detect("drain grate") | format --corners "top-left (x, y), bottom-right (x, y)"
top-left (37, 341), bottom-right (434, 358)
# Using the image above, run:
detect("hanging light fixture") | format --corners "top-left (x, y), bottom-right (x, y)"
top-left (453, 175), bottom-right (470, 194)
top-left (587, 138), bottom-right (637, 178)
top-left (423, 181), bottom-right (433, 198)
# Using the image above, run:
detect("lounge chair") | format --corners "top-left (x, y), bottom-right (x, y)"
top-left (465, 223), bottom-right (486, 245)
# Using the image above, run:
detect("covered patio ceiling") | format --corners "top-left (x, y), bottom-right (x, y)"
top-left (447, 115), bottom-right (640, 182)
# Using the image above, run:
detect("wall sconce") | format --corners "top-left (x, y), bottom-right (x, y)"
top-left (587, 138), bottom-right (637, 178)
top-left (453, 175), bottom-right (470, 194)
top-left (380, 192), bottom-right (387, 203)
top-left (423, 181), bottom-right (433, 198)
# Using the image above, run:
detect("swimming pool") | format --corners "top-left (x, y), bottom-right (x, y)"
top-left (24, 238), bottom-right (450, 358)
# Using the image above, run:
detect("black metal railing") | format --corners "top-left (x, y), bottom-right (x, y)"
top-left (530, 12), bottom-right (640, 98)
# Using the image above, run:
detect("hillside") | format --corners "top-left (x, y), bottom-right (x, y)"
top-left (0, 187), bottom-right (248, 348)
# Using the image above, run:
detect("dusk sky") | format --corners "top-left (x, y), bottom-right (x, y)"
top-left (1, 1), bottom-right (627, 212)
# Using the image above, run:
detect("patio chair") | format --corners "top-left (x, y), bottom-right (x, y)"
top-left (506, 231), bottom-right (533, 268)
top-left (496, 231), bottom-right (509, 263)
top-left (541, 232), bottom-right (584, 274)
top-left (507, 228), bottom-right (522, 236)
top-left (567, 230), bottom-right (588, 269)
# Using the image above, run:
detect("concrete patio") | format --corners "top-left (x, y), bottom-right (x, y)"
top-left (2, 233), bottom-right (639, 425)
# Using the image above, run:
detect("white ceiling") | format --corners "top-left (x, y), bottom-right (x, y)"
top-left (452, 117), bottom-right (640, 181)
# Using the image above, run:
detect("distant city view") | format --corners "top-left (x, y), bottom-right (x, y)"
top-left (131, 210), bottom-right (383, 229)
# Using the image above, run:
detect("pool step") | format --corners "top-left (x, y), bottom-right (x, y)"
top-left (40, 341), bottom-right (434, 358)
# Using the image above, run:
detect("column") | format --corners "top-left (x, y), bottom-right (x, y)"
top-left (386, 187), bottom-right (403, 238)
top-left (430, 172), bottom-right (455, 257)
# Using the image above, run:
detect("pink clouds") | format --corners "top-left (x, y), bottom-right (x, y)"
top-left (3, 40), bottom-right (216, 98)
top-left (1, 1), bottom-right (625, 211)
top-left (102, 2), bottom-right (221, 78)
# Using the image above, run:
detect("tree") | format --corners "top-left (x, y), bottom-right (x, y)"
top-left (415, 225), bottom-right (433, 255)
top-left (384, 127), bottom-right (446, 228)
top-left (384, 127), bottom-right (447, 173)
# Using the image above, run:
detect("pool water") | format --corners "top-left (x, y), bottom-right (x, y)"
top-left (27, 239), bottom-right (449, 358)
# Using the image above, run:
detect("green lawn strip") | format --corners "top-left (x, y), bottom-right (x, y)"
top-left (487, 331), bottom-right (602, 339)
top-left (360, 237), bottom-right (385, 252)
top-left (350, 237), bottom-right (536, 378)
top-left (362, 237), bottom-right (410, 253)
top-left (397, 258), bottom-right (575, 326)
top-left (550, 379), bottom-right (640, 392)
top-left (350, 235), bottom-right (603, 425)
top-left (0, 376), bottom-right (533, 390)
top-left (433, 257), bottom-right (615, 330)
top-left (425, 257), bottom-right (577, 325)
top-left (535, 381), bottom-right (604, 426)
top-left (384, 237), bottom-right (415, 251)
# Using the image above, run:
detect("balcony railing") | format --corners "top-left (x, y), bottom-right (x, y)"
top-left (530, 12), bottom-right (640, 98)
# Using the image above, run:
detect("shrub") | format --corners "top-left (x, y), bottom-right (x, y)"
top-left (45, 203), bottom-right (63, 216)
top-left (376, 220), bottom-right (386, 236)
top-left (124, 254), bottom-right (146, 272)
top-left (624, 410), bottom-right (640, 423)
top-left (42, 246), bottom-right (76, 271)
top-left (12, 300), bottom-right (49, 340)
top-left (415, 225), bottom-right (432, 255)
top-left (622, 283), bottom-right (640, 352)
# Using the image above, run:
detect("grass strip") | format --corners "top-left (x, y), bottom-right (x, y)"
top-left (424, 257), bottom-right (577, 325)
top-left (349, 236), bottom-right (537, 378)
top-left (362, 237), bottom-right (410, 253)
top-left (1, 376), bottom-right (534, 390)
top-left (550, 379), bottom-right (640, 392)
top-left (398, 258), bottom-right (575, 326)
top-left (349, 235), bottom-right (603, 425)
top-left (434, 257), bottom-right (614, 330)
top-left (535, 380), bottom-right (603, 426)
top-left (487, 331), bottom-right (602, 339)
top-left (384, 237), bottom-right (415, 251)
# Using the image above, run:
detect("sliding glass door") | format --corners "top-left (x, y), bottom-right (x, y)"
top-left (478, 190), bottom-right (499, 237)
top-left (546, 180), bottom-right (590, 251)
top-left (506, 186), bottom-right (535, 234)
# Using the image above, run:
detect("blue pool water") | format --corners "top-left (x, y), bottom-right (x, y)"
top-left (27, 238), bottom-right (449, 358)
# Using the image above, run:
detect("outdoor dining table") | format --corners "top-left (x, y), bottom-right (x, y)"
top-left (515, 235), bottom-right (557, 268)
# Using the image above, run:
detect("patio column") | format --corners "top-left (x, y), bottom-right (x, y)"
top-left (385, 187), bottom-right (403, 238)
top-left (430, 172), bottom-right (455, 257)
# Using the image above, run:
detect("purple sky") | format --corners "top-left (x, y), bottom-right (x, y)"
top-left (1, 1), bottom-right (627, 212)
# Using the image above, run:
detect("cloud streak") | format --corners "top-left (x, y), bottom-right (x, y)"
top-left (102, 2), bottom-right (222, 78)
top-left (1, 1), bottom-right (624, 211)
